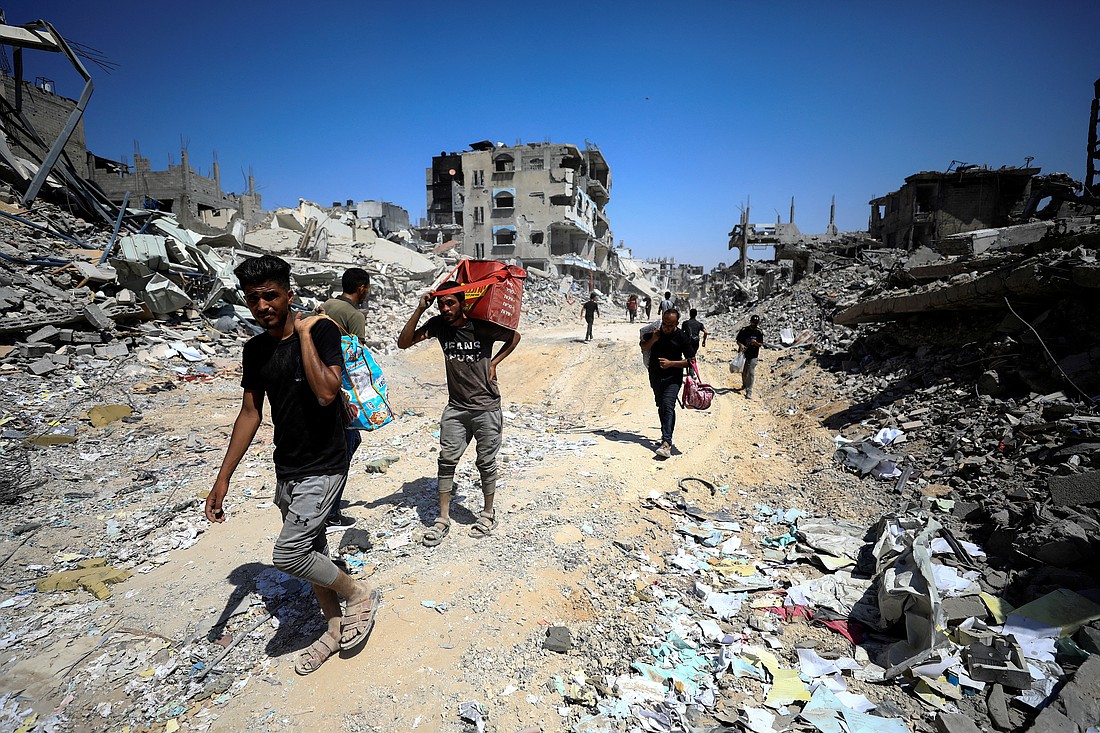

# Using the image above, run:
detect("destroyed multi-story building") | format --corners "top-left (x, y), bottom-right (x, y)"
top-left (423, 140), bottom-right (613, 287)
top-left (0, 49), bottom-right (260, 237)
top-left (868, 165), bottom-right (1046, 250)
top-left (0, 75), bottom-right (91, 178)
top-left (88, 144), bottom-right (262, 235)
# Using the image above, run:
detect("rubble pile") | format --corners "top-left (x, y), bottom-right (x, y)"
top-left (699, 217), bottom-right (1100, 732)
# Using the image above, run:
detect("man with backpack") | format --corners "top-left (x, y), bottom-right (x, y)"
top-left (207, 255), bottom-right (380, 675)
top-left (681, 308), bottom-right (708, 353)
top-left (319, 267), bottom-right (371, 531)
top-left (640, 308), bottom-right (696, 459)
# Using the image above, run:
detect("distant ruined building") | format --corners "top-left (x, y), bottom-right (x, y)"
top-left (420, 140), bottom-right (614, 289)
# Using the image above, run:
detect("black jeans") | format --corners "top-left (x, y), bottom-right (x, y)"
top-left (651, 378), bottom-right (681, 446)
top-left (585, 320), bottom-right (594, 340)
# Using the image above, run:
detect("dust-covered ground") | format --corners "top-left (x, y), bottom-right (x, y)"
top-left (0, 305), bottom-right (907, 732)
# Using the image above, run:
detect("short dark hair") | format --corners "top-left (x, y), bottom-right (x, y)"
top-left (589, 292), bottom-right (597, 300)
top-left (689, 308), bottom-right (698, 318)
top-left (342, 267), bottom-right (370, 293)
top-left (664, 291), bottom-right (671, 299)
top-left (664, 308), bottom-right (680, 321)
top-left (435, 280), bottom-right (465, 302)
top-left (235, 255), bottom-right (290, 290)
top-left (750, 314), bottom-right (760, 322)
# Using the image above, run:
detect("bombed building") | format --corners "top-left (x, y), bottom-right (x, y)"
top-left (422, 140), bottom-right (614, 287)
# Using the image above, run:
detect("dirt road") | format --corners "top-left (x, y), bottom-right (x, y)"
top-left (2, 310), bottom-right (878, 732)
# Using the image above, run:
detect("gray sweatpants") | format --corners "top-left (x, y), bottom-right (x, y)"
top-left (437, 405), bottom-right (502, 495)
top-left (272, 473), bottom-right (345, 587)
top-left (742, 358), bottom-right (759, 397)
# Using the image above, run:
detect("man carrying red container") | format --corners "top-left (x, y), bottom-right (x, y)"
top-left (398, 281), bottom-right (521, 546)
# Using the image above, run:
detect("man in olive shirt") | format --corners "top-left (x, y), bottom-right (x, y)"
top-left (319, 267), bottom-right (371, 530)
top-left (398, 282), bottom-right (521, 545)
top-left (322, 268), bottom-right (369, 341)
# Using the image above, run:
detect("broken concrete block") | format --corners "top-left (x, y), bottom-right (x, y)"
top-left (942, 596), bottom-right (987, 624)
top-left (968, 636), bottom-right (1031, 689)
top-left (1074, 625), bottom-right (1100, 655)
top-left (36, 560), bottom-right (132, 599)
top-left (978, 370), bottom-right (1005, 396)
top-left (28, 357), bottom-right (57, 376)
top-left (1048, 470), bottom-right (1100, 507)
top-left (934, 713), bottom-right (982, 733)
top-left (48, 353), bottom-right (71, 368)
top-left (74, 344), bottom-right (95, 357)
top-left (542, 625), bottom-right (572, 653)
top-left (986, 684), bottom-right (1012, 731)
top-left (1059, 655), bottom-right (1100, 729)
top-left (18, 342), bottom-right (54, 358)
top-left (72, 330), bottom-right (103, 344)
top-left (0, 345), bottom-right (14, 359)
top-left (82, 303), bottom-right (115, 331)
top-left (1025, 706), bottom-right (1078, 733)
top-left (94, 342), bottom-right (129, 359)
top-left (27, 324), bottom-right (61, 343)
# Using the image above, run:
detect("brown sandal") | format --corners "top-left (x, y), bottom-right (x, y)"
top-left (469, 509), bottom-right (497, 538)
top-left (339, 587), bottom-right (381, 651)
top-left (422, 518), bottom-right (451, 547)
top-left (295, 632), bottom-right (340, 675)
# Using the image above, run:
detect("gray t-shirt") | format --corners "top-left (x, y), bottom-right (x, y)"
top-left (426, 316), bottom-right (515, 411)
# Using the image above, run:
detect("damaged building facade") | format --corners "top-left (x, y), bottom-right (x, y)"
top-left (868, 165), bottom-right (1088, 251)
top-left (88, 144), bottom-right (262, 236)
top-left (422, 140), bottom-right (614, 288)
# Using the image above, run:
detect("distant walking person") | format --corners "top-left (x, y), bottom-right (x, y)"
top-left (397, 282), bottom-right (521, 545)
top-left (640, 308), bottom-right (696, 459)
top-left (627, 294), bottom-right (638, 323)
top-left (643, 295), bottom-right (652, 320)
top-left (319, 267), bottom-right (371, 531)
top-left (582, 293), bottom-right (600, 341)
top-left (207, 255), bottom-right (380, 676)
top-left (736, 314), bottom-right (765, 400)
top-left (681, 308), bottom-right (708, 353)
top-left (658, 291), bottom-right (676, 316)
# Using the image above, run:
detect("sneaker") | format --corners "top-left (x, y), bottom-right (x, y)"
top-left (325, 514), bottom-right (356, 533)
top-left (655, 442), bottom-right (671, 459)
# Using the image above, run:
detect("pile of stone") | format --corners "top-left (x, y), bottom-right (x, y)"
top-left (701, 218), bottom-right (1100, 731)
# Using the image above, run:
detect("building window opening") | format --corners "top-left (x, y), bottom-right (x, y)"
top-left (915, 185), bottom-right (936, 213)
top-left (525, 156), bottom-right (544, 170)
top-left (494, 155), bottom-right (514, 172)
top-left (531, 232), bottom-right (544, 245)
top-left (494, 191), bottom-right (514, 209)
top-left (494, 228), bottom-right (516, 245)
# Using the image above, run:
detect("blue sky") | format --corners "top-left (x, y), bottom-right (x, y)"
top-left (9, 1), bottom-right (1098, 268)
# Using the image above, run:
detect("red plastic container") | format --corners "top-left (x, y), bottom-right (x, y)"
top-left (433, 260), bottom-right (526, 330)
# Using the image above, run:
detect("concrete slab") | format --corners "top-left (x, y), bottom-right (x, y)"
top-left (934, 713), bottom-right (982, 733)
top-left (1048, 470), bottom-right (1100, 506)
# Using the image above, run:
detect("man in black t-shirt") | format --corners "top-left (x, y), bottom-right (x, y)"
top-left (735, 314), bottom-right (765, 400)
top-left (207, 255), bottom-right (380, 676)
top-left (640, 308), bottom-right (697, 458)
top-left (681, 308), bottom-right (708, 352)
top-left (398, 281), bottom-right (521, 545)
top-left (581, 293), bottom-right (599, 341)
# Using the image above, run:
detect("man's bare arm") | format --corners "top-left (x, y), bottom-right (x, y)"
top-left (207, 390), bottom-right (263, 522)
top-left (296, 316), bottom-right (342, 406)
top-left (398, 294), bottom-right (433, 349)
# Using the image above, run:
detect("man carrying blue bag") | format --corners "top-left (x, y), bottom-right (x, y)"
top-left (321, 268), bottom-right (394, 531)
